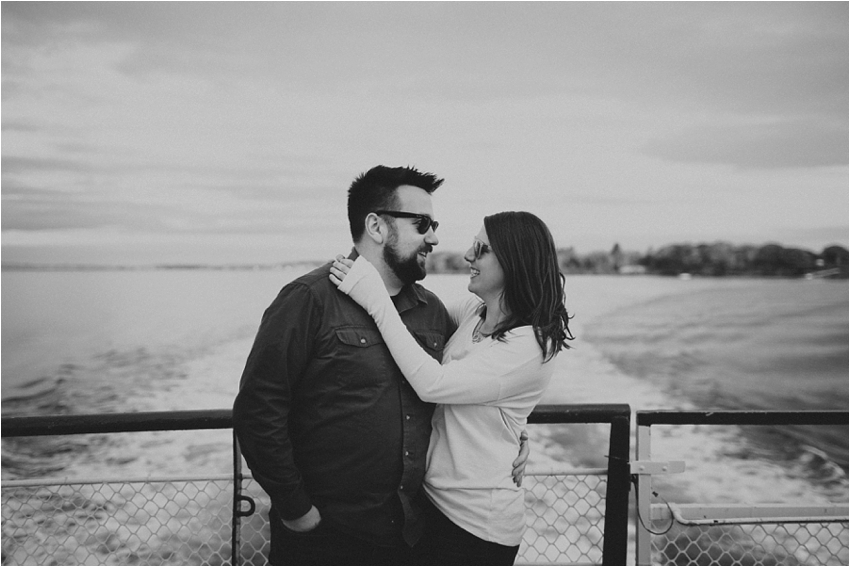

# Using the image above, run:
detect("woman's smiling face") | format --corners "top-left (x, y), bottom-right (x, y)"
top-left (464, 225), bottom-right (505, 300)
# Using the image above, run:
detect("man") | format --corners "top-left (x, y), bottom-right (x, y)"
top-left (233, 165), bottom-right (455, 565)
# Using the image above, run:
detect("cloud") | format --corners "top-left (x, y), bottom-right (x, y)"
top-left (5, 3), bottom-right (845, 111)
top-left (2, 2), bottom-right (846, 264)
top-left (2, 155), bottom-right (89, 174)
top-left (1, 120), bottom-right (40, 133)
top-left (643, 119), bottom-right (848, 169)
top-left (1, 177), bottom-right (176, 232)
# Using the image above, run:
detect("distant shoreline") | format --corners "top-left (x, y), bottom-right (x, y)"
top-left (0, 261), bottom-right (324, 272)
top-left (3, 240), bottom-right (848, 279)
top-left (3, 262), bottom-right (848, 280)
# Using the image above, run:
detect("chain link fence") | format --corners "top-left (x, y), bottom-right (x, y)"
top-left (2, 477), bottom-right (233, 565)
top-left (3, 405), bottom-right (632, 565)
top-left (635, 411), bottom-right (849, 566)
top-left (521, 471), bottom-right (607, 564)
top-left (236, 479), bottom-right (268, 565)
top-left (236, 472), bottom-right (610, 566)
top-left (10, 408), bottom-right (844, 564)
top-left (6, 473), bottom-right (847, 565)
top-left (2, 471), bottom-right (608, 565)
top-left (649, 516), bottom-right (849, 565)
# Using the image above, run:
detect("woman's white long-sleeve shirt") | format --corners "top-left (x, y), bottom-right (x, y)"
top-left (338, 257), bottom-right (555, 545)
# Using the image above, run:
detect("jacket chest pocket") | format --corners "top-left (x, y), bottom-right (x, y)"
top-left (413, 331), bottom-right (445, 360)
top-left (335, 327), bottom-right (385, 349)
top-left (330, 327), bottom-right (389, 386)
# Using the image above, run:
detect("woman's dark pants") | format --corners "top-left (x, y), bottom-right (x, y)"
top-left (416, 500), bottom-right (520, 566)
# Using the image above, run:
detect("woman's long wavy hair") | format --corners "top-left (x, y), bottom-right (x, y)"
top-left (484, 211), bottom-right (574, 361)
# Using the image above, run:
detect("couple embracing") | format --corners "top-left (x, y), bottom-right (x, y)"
top-left (233, 165), bottom-right (573, 565)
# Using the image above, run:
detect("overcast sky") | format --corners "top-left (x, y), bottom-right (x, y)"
top-left (2, 2), bottom-right (847, 266)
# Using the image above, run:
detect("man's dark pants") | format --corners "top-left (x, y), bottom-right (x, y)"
top-left (268, 508), bottom-right (419, 566)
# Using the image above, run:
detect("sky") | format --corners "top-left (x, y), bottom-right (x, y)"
top-left (2, 2), bottom-right (848, 266)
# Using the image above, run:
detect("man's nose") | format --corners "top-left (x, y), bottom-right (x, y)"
top-left (425, 229), bottom-right (439, 247)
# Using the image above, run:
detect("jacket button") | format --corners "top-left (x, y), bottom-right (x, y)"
top-left (360, 337), bottom-right (366, 344)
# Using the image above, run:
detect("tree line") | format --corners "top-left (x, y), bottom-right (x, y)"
top-left (427, 242), bottom-right (849, 278)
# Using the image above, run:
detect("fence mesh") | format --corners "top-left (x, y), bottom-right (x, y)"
top-left (237, 474), bottom-right (608, 566)
top-left (2, 479), bottom-right (233, 566)
top-left (6, 474), bottom-right (847, 565)
top-left (235, 475), bottom-right (607, 565)
top-left (236, 480), bottom-right (269, 566)
top-left (650, 515), bottom-right (849, 566)
top-left (2, 473), bottom-right (607, 565)
top-left (521, 473), bottom-right (607, 564)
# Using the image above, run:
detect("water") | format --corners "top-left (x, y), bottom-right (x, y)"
top-left (568, 276), bottom-right (848, 506)
top-left (582, 280), bottom-right (848, 412)
top-left (2, 268), bottom-right (292, 478)
top-left (2, 269), bottom-right (847, 506)
top-left (580, 277), bottom-right (849, 493)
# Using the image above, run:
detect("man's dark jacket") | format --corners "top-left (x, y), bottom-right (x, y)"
top-left (233, 261), bottom-right (454, 546)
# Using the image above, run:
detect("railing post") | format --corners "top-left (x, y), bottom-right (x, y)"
top-left (601, 412), bottom-right (631, 565)
top-left (634, 420), bottom-right (652, 565)
top-left (232, 432), bottom-right (243, 566)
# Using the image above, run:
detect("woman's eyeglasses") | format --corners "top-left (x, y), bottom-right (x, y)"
top-left (374, 210), bottom-right (439, 234)
top-left (472, 238), bottom-right (491, 259)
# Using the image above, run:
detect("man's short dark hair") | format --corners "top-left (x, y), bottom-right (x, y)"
top-left (347, 165), bottom-right (444, 242)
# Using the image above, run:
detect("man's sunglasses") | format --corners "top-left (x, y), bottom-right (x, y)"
top-left (472, 238), bottom-right (491, 260)
top-left (374, 210), bottom-right (439, 234)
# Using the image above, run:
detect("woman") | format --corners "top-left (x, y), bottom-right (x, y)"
top-left (330, 211), bottom-right (574, 565)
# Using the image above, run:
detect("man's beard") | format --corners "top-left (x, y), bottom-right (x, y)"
top-left (383, 233), bottom-right (430, 285)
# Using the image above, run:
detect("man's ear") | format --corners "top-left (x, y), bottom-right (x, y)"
top-left (363, 212), bottom-right (385, 245)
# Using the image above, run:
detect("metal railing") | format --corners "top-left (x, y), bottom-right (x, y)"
top-left (634, 410), bottom-right (849, 566)
top-left (527, 404), bottom-right (631, 565)
top-left (2, 404), bottom-right (631, 565)
top-left (2, 410), bottom-right (236, 565)
top-left (6, 408), bottom-right (846, 565)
